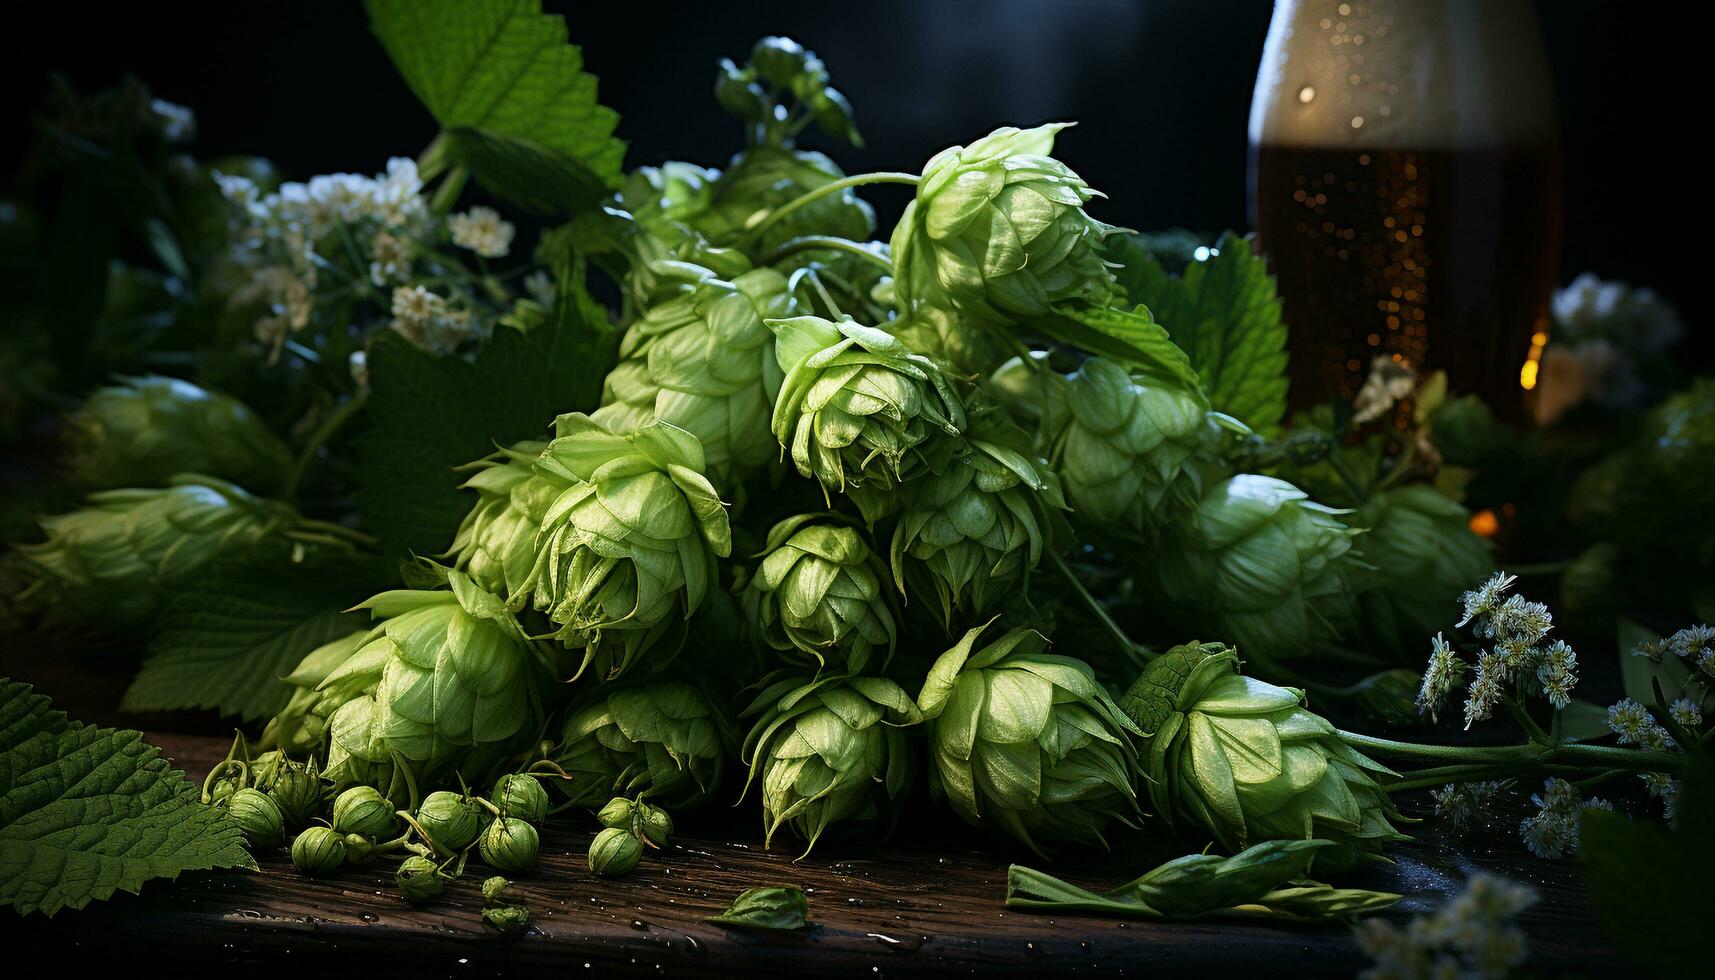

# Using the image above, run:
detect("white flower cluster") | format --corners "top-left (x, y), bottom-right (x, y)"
top-left (390, 286), bottom-right (474, 355)
top-left (221, 157), bottom-right (428, 242)
top-left (449, 206), bottom-right (516, 259)
top-left (1417, 573), bottom-right (1577, 728)
top-left (1429, 780), bottom-right (1509, 833)
top-left (1517, 777), bottom-right (1611, 859)
top-left (1537, 273), bottom-right (1686, 424)
top-left (1355, 872), bottom-right (1536, 980)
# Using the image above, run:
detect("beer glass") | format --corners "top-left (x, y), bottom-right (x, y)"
top-left (1248, 0), bottom-right (1562, 420)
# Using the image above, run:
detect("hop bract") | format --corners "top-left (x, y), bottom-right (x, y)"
top-left (891, 436), bottom-right (1064, 626)
top-left (1119, 642), bottom-right (1406, 873)
top-left (693, 145), bottom-right (874, 258)
top-left (890, 123), bottom-right (1120, 326)
top-left (744, 514), bottom-right (896, 674)
top-left (551, 680), bottom-right (732, 810)
top-left (261, 629), bottom-right (369, 757)
top-left (529, 415), bottom-right (732, 680)
top-left (64, 375), bottom-right (292, 493)
top-left (770, 315), bottom-right (965, 517)
top-left (309, 568), bottom-right (543, 791)
top-left (1344, 486), bottom-right (1494, 656)
top-left (918, 623), bottom-right (1141, 853)
top-left (1050, 357), bottom-right (1217, 531)
top-left (448, 440), bottom-right (562, 604)
top-left (741, 674), bottom-right (921, 855)
top-left (591, 267), bottom-right (799, 488)
top-left (1144, 474), bottom-right (1358, 675)
top-left (14, 476), bottom-right (298, 626)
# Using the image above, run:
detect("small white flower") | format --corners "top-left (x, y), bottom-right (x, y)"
top-left (390, 286), bottom-right (471, 355)
top-left (1417, 633), bottom-right (1466, 722)
top-left (1357, 873), bottom-right (1535, 980)
top-left (449, 206), bottom-right (516, 259)
top-left (369, 231), bottom-right (412, 287)
top-left (1463, 651), bottom-right (1507, 730)
top-left (1535, 640), bottom-right (1578, 709)
top-left (151, 98), bottom-right (196, 143)
top-left (523, 270), bottom-right (556, 308)
top-left (348, 350), bottom-right (370, 388)
top-left (1606, 697), bottom-right (1653, 744)
top-left (1668, 697), bottom-right (1702, 729)
top-left (1457, 573), bottom-right (1517, 629)
top-left (1483, 594), bottom-right (1553, 646)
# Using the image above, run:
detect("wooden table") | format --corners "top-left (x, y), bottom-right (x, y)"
top-left (7, 726), bottom-right (1624, 976)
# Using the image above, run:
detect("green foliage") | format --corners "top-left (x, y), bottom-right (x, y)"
top-left (0, 679), bottom-right (255, 916)
top-left (1111, 231), bottom-right (1288, 434)
top-left (354, 274), bottom-right (615, 559)
top-left (1032, 303), bottom-right (1200, 391)
top-left (122, 557), bottom-right (386, 722)
top-left (707, 885), bottom-right (810, 930)
top-left (367, 0), bottom-right (626, 211)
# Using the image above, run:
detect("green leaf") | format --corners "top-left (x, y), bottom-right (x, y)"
top-left (367, 0), bottom-right (625, 209)
top-left (0, 678), bottom-right (255, 916)
top-left (354, 270), bottom-right (616, 559)
top-left (1031, 303), bottom-right (1199, 391)
top-left (1113, 231), bottom-right (1288, 435)
top-left (707, 885), bottom-right (810, 930)
top-left (122, 557), bottom-right (386, 723)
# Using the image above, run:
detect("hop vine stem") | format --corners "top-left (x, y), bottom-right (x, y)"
top-left (744, 171), bottom-right (920, 239)
top-left (1047, 550), bottom-right (1146, 668)
top-left (764, 235), bottom-right (894, 271)
top-left (1338, 728), bottom-right (1685, 781)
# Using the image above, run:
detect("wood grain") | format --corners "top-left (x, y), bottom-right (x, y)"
top-left (5, 730), bottom-right (1623, 976)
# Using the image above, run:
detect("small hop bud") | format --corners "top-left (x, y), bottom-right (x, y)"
top-left (266, 758), bottom-right (323, 829)
top-left (395, 855), bottom-right (446, 905)
top-left (599, 797), bottom-right (674, 847)
top-left (479, 816), bottom-right (540, 873)
top-left (481, 876), bottom-right (511, 904)
top-left (413, 790), bottom-right (486, 856)
top-left (492, 774), bottom-right (550, 823)
top-left (597, 797), bottom-right (635, 831)
top-left (331, 785), bottom-right (398, 839)
top-left (344, 832), bottom-right (379, 865)
top-left (291, 826), bottom-right (347, 877)
top-left (227, 788), bottom-right (285, 850)
top-left (588, 827), bottom-right (643, 877)
top-left (482, 904), bottom-right (532, 936)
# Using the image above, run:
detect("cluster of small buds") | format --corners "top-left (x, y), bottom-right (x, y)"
top-left (390, 286), bottom-right (474, 355)
top-left (1429, 781), bottom-right (1509, 833)
top-left (1415, 633), bottom-right (1465, 723)
top-left (1355, 872), bottom-right (1536, 980)
top-left (1420, 572), bottom-right (1576, 729)
top-left (369, 231), bottom-right (413, 286)
top-left (1517, 777), bottom-right (1611, 860)
top-left (1666, 624), bottom-right (1715, 677)
top-left (449, 206), bottom-right (516, 259)
top-left (1605, 697), bottom-right (1670, 749)
top-left (1606, 671), bottom-right (1704, 822)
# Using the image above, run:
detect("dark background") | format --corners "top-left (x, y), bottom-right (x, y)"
top-left (0, 0), bottom-right (1701, 353)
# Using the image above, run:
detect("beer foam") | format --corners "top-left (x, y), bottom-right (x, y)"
top-left (1249, 0), bottom-right (1558, 149)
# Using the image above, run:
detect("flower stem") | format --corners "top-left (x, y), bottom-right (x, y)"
top-left (765, 235), bottom-right (893, 272)
top-left (1340, 728), bottom-right (1684, 774)
top-left (745, 171), bottom-right (919, 239)
top-left (1047, 551), bottom-right (1144, 668)
top-left (284, 387), bottom-right (369, 502)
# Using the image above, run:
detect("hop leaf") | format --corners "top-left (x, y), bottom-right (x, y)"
top-left (708, 885), bottom-right (810, 930)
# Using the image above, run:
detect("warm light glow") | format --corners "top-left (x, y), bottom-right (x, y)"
top-left (1469, 509), bottom-right (1501, 538)
top-left (1519, 328), bottom-right (1550, 390)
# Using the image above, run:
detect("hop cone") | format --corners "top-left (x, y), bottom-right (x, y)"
top-left (770, 315), bottom-right (965, 517)
top-left (309, 568), bottom-right (543, 793)
top-left (551, 680), bottom-right (732, 809)
top-left (890, 123), bottom-right (1120, 326)
top-left (64, 375), bottom-right (292, 492)
top-left (529, 414), bottom-right (732, 681)
top-left (261, 629), bottom-right (369, 756)
top-left (1344, 486), bottom-right (1493, 656)
top-left (743, 514), bottom-right (897, 674)
top-left (918, 623), bottom-right (1141, 853)
top-left (447, 441), bottom-right (562, 604)
top-left (617, 161), bottom-right (718, 240)
top-left (891, 436), bottom-right (1065, 626)
top-left (741, 673), bottom-right (921, 854)
top-left (1119, 642), bottom-right (1405, 873)
top-left (12, 476), bottom-right (298, 627)
top-left (888, 305), bottom-right (1012, 380)
top-left (1050, 357), bottom-right (1219, 531)
top-left (1144, 474), bottom-right (1358, 675)
top-left (591, 267), bottom-right (799, 487)
top-left (692, 145), bottom-right (875, 257)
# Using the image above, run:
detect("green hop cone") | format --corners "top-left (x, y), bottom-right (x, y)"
top-left (291, 826), bottom-right (346, 877)
top-left (1119, 642), bottom-right (1406, 873)
top-left (769, 315), bottom-right (965, 519)
top-left (492, 773), bottom-right (550, 823)
top-left (590, 267), bottom-right (799, 488)
top-left (13, 476), bottom-right (302, 627)
top-left (588, 827), bottom-right (644, 877)
top-left (1144, 475), bottom-right (1359, 676)
top-left (482, 904), bottom-right (532, 935)
top-left (412, 790), bottom-right (486, 856)
top-left (227, 787), bottom-right (285, 850)
top-left (261, 630), bottom-right (368, 756)
top-left (743, 514), bottom-right (897, 674)
top-left (529, 414), bottom-right (732, 680)
top-left (64, 375), bottom-right (293, 492)
top-left (310, 567), bottom-right (544, 790)
top-left (891, 436), bottom-right (1066, 626)
top-left (917, 623), bottom-right (1141, 853)
top-left (331, 785), bottom-right (398, 839)
top-left (890, 123), bottom-right (1121, 327)
top-left (1342, 486), bottom-right (1494, 656)
top-left (551, 681), bottom-right (733, 809)
top-left (448, 441), bottom-right (563, 603)
top-left (741, 674), bottom-right (922, 855)
top-left (693, 144), bottom-right (873, 257)
top-left (480, 816), bottom-right (540, 873)
top-left (263, 755), bottom-right (323, 829)
top-left (1049, 357), bottom-right (1222, 531)
top-left (396, 855), bottom-right (446, 905)
top-left (887, 305), bottom-right (1011, 380)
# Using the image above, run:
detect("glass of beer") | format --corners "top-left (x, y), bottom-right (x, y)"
top-left (1248, 0), bottom-right (1562, 421)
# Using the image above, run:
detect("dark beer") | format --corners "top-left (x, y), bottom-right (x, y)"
top-left (1250, 141), bottom-right (1562, 417)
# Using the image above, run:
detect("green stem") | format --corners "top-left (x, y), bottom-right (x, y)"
top-left (1047, 551), bottom-right (1143, 668)
top-left (1341, 729), bottom-right (1684, 774)
top-left (745, 171), bottom-right (919, 239)
top-left (284, 387), bottom-right (369, 502)
top-left (764, 235), bottom-right (893, 271)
